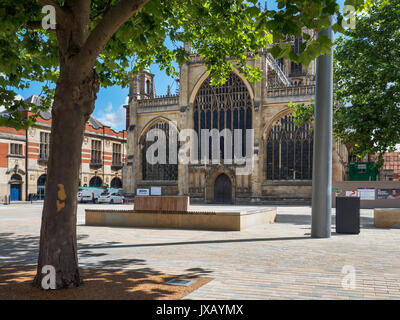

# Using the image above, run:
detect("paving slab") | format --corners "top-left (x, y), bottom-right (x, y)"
top-left (0, 203), bottom-right (399, 299)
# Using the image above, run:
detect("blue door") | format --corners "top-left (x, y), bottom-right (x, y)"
top-left (10, 184), bottom-right (21, 201)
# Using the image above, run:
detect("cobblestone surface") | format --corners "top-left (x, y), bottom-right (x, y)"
top-left (0, 203), bottom-right (399, 300)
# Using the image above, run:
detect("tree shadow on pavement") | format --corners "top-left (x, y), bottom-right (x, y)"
top-left (0, 233), bottom-right (110, 267)
top-left (0, 265), bottom-right (212, 300)
top-left (0, 233), bottom-right (39, 267)
top-left (0, 233), bottom-right (212, 288)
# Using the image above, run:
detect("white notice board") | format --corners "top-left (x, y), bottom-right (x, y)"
top-left (151, 187), bottom-right (162, 196)
top-left (357, 188), bottom-right (375, 200)
top-left (136, 188), bottom-right (149, 196)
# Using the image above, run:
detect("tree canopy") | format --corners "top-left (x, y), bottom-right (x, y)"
top-left (291, 0), bottom-right (399, 166)
top-left (1, 0), bottom-right (365, 129)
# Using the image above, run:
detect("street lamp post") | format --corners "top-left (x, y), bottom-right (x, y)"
top-left (311, 17), bottom-right (334, 238)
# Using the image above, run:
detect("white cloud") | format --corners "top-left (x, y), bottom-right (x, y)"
top-left (0, 94), bottom-right (24, 113)
top-left (95, 102), bottom-right (126, 132)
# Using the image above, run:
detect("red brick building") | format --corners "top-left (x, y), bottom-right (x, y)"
top-left (0, 96), bottom-right (127, 201)
top-left (381, 152), bottom-right (400, 181)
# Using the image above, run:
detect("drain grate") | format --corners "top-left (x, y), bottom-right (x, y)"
top-left (165, 278), bottom-right (196, 287)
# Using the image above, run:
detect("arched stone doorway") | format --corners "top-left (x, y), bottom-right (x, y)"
top-left (110, 177), bottom-right (122, 189)
top-left (205, 167), bottom-right (235, 203)
top-left (89, 176), bottom-right (103, 188)
top-left (9, 174), bottom-right (22, 201)
top-left (213, 173), bottom-right (233, 204)
top-left (37, 174), bottom-right (47, 200)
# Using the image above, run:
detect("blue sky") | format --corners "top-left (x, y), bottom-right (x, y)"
top-left (15, 0), bottom-right (346, 132)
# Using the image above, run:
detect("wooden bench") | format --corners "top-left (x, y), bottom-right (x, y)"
top-left (374, 208), bottom-right (400, 228)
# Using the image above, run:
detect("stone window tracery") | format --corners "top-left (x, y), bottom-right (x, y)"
top-left (193, 72), bottom-right (253, 161)
top-left (265, 113), bottom-right (313, 180)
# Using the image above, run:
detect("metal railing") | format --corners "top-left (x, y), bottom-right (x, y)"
top-left (265, 53), bottom-right (291, 86)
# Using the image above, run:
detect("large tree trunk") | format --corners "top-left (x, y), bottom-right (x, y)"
top-left (33, 69), bottom-right (99, 289)
top-left (31, 0), bottom-right (148, 290)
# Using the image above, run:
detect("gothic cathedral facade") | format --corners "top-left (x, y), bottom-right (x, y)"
top-left (123, 44), bottom-right (348, 205)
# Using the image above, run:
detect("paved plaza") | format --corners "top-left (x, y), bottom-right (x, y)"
top-left (0, 203), bottom-right (400, 300)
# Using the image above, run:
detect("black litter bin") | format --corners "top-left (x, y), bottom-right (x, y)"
top-left (336, 197), bottom-right (360, 234)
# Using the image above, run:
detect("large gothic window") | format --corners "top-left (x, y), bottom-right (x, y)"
top-left (265, 113), bottom-right (313, 180)
top-left (142, 121), bottom-right (178, 181)
top-left (193, 72), bottom-right (252, 161)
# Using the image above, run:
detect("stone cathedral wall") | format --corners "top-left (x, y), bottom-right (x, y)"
top-left (123, 54), bottom-right (348, 205)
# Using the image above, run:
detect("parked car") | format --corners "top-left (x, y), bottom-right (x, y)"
top-left (108, 188), bottom-right (123, 196)
top-left (98, 191), bottom-right (124, 204)
top-left (78, 188), bottom-right (104, 203)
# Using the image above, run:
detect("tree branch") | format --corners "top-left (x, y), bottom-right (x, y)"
top-left (90, 0), bottom-right (113, 21)
top-left (25, 20), bottom-right (56, 32)
top-left (77, 0), bottom-right (150, 72)
top-left (38, 0), bottom-right (62, 9)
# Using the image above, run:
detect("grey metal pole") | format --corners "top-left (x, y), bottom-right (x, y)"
top-left (311, 17), bottom-right (334, 238)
